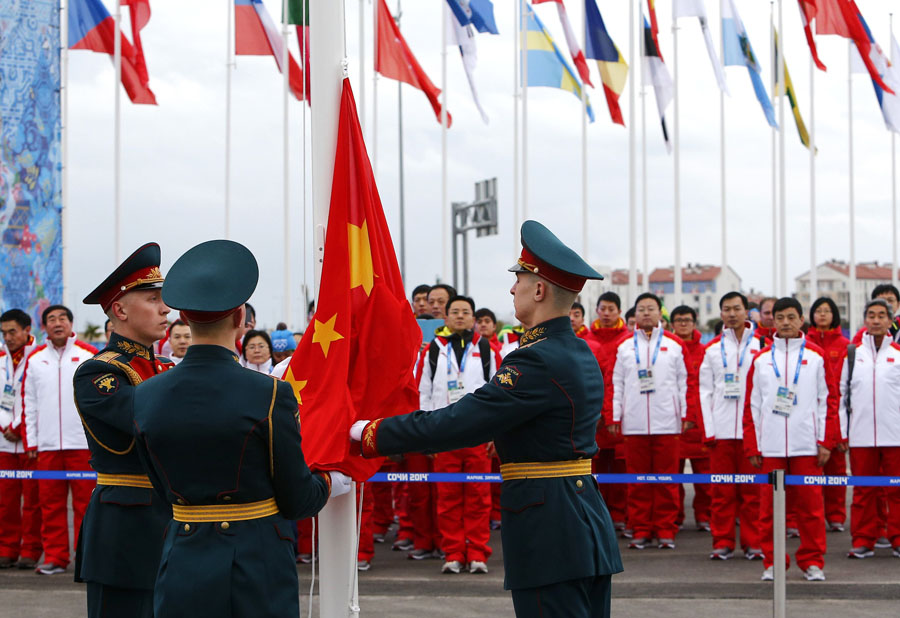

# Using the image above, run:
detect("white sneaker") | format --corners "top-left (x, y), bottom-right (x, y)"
top-left (441, 560), bottom-right (462, 574)
top-left (468, 560), bottom-right (488, 574)
top-left (804, 565), bottom-right (825, 581)
top-left (760, 566), bottom-right (774, 581)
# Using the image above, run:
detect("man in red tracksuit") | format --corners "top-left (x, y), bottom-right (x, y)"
top-left (670, 306), bottom-right (711, 532)
top-left (590, 292), bottom-right (630, 530)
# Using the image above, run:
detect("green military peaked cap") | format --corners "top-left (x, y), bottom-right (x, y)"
top-left (509, 220), bottom-right (604, 292)
top-left (163, 240), bottom-right (258, 323)
top-left (83, 242), bottom-right (165, 312)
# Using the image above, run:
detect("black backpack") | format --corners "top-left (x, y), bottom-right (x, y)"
top-left (429, 336), bottom-right (492, 384)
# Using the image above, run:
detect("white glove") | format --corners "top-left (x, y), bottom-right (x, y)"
top-left (329, 471), bottom-right (352, 498)
top-left (349, 420), bottom-right (369, 442)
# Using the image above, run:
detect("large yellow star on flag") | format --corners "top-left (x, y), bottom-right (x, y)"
top-left (312, 313), bottom-right (344, 358)
top-left (348, 220), bottom-right (374, 295)
top-left (284, 367), bottom-right (308, 405)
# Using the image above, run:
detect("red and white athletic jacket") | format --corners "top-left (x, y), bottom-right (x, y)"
top-left (839, 333), bottom-right (900, 448)
top-left (416, 330), bottom-right (501, 411)
top-left (22, 334), bottom-right (97, 452)
top-left (743, 334), bottom-right (837, 459)
top-left (0, 337), bottom-right (36, 455)
top-left (612, 323), bottom-right (689, 435)
top-left (699, 323), bottom-right (763, 442)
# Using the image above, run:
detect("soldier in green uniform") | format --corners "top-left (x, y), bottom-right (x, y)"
top-left (73, 242), bottom-right (176, 618)
top-left (132, 239), bottom-right (349, 618)
top-left (352, 221), bottom-right (623, 618)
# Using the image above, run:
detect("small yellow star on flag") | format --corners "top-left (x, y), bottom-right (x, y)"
top-left (284, 367), bottom-right (308, 405)
top-left (348, 220), bottom-right (375, 295)
top-left (312, 313), bottom-right (344, 358)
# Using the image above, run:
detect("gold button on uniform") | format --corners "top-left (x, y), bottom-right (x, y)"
top-left (575, 479), bottom-right (584, 489)
top-left (221, 522), bottom-right (230, 530)
top-left (183, 524), bottom-right (191, 532)
top-left (176, 498), bottom-right (185, 505)
top-left (222, 496), bottom-right (232, 501)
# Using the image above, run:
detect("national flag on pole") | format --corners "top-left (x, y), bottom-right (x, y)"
top-left (584, 0), bottom-right (627, 126)
top-left (774, 29), bottom-right (812, 149)
top-left (376, 0), bottom-right (451, 126)
top-left (235, 0), bottom-right (307, 102)
top-left (647, 0), bottom-right (662, 54)
top-left (68, 0), bottom-right (156, 104)
top-left (672, 0), bottom-right (729, 94)
top-left (533, 0), bottom-right (593, 87)
top-left (286, 0), bottom-right (311, 101)
top-left (643, 14), bottom-right (673, 152)
top-left (446, 3), bottom-right (491, 123)
top-left (121, 0), bottom-right (150, 85)
top-left (524, 3), bottom-right (594, 122)
top-left (849, 17), bottom-right (900, 134)
top-left (285, 79), bottom-right (422, 481)
top-left (797, 0), bottom-right (894, 95)
top-left (796, 0), bottom-right (827, 71)
top-left (721, 0), bottom-right (777, 128)
top-left (446, 0), bottom-right (499, 35)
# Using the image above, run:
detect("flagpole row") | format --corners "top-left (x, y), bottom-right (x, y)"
top-left (640, 4), bottom-right (648, 293)
top-left (628, 0), bottom-right (637, 305)
top-left (809, 45), bottom-right (817, 307)
top-left (719, 0), bottom-right (726, 274)
top-left (892, 13), bottom-right (898, 292)
top-left (114, 0), bottom-right (122, 262)
top-left (226, 0), bottom-right (233, 240)
top-left (849, 40), bottom-right (857, 330)
top-left (359, 0), bottom-right (366, 135)
top-left (770, 1), bottom-right (776, 296)
top-left (521, 0), bottom-right (529, 222)
top-left (61, 0), bottom-right (69, 308)
top-left (581, 0), bottom-right (590, 260)
top-left (397, 0), bottom-right (406, 280)
top-left (513, 0), bottom-right (520, 259)
top-left (441, 4), bottom-right (449, 283)
top-left (283, 0), bottom-right (292, 327)
top-left (673, 13), bottom-right (682, 307)
top-left (778, 0), bottom-right (786, 297)
top-left (372, 0), bottom-right (378, 178)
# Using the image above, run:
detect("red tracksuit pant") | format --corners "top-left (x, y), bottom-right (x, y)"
top-left (760, 456), bottom-right (826, 570)
top-left (405, 454), bottom-right (439, 551)
top-left (37, 450), bottom-right (93, 568)
top-left (849, 447), bottom-right (900, 548)
top-left (823, 449), bottom-right (847, 525)
top-left (433, 447), bottom-right (492, 564)
top-left (0, 452), bottom-right (42, 561)
top-left (678, 457), bottom-right (711, 526)
top-left (709, 440), bottom-right (761, 551)
top-left (371, 464), bottom-right (396, 536)
top-left (357, 483), bottom-right (375, 561)
top-left (593, 448), bottom-right (627, 525)
top-left (624, 435), bottom-right (680, 539)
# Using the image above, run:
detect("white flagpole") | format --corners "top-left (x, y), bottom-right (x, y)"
top-left (282, 0), bottom-right (292, 326)
top-left (719, 0), bottom-right (726, 272)
top-left (359, 0), bottom-right (366, 135)
top-left (373, 0), bottom-right (379, 176)
top-left (628, 0), bottom-right (637, 305)
top-left (397, 0), bottom-right (406, 279)
top-left (522, 0), bottom-right (529, 220)
top-left (641, 7), bottom-right (648, 293)
top-left (848, 41), bottom-right (857, 330)
top-left (673, 9), bottom-right (682, 307)
top-left (61, 0), bottom-right (69, 308)
top-left (892, 13), bottom-right (898, 291)
top-left (226, 0), bottom-right (233, 239)
top-left (778, 0), bottom-right (786, 297)
top-left (441, 5), bottom-right (449, 282)
top-left (770, 1), bottom-right (777, 295)
top-left (809, 47), bottom-right (817, 304)
top-left (581, 0), bottom-right (590, 258)
top-left (513, 0), bottom-right (520, 255)
top-left (114, 0), bottom-right (122, 262)
top-left (308, 3), bottom-right (359, 618)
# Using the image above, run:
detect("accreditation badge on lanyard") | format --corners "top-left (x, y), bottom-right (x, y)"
top-left (634, 330), bottom-right (662, 395)
top-left (447, 342), bottom-right (471, 405)
top-left (771, 340), bottom-right (804, 418)
top-left (722, 326), bottom-right (755, 400)
top-left (0, 358), bottom-right (15, 425)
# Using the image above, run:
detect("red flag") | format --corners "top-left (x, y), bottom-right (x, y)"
top-left (235, 0), bottom-right (308, 102)
top-left (796, 1), bottom-right (827, 71)
top-left (122, 0), bottom-right (151, 84)
top-left (376, 0), bottom-right (451, 126)
top-left (533, 0), bottom-right (593, 87)
top-left (285, 79), bottom-right (421, 481)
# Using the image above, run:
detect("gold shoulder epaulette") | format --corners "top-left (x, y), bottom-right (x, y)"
top-left (93, 351), bottom-right (122, 363)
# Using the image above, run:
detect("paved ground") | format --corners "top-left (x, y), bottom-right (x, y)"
top-left (3, 488), bottom-right (899, 617)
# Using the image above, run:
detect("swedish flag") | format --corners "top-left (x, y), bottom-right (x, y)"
top-left (524, 3), bottom-right (594, 122)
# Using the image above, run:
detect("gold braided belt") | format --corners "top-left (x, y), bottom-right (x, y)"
top-left (500, 460), bottom-right (592, 481)
top-left (96, 473), bottom-right (154, 489)
top-left (171, 497), bottom-right (279, 523)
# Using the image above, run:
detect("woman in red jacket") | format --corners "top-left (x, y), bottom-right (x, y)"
top-left (807, 297), bottom-right (850, 532)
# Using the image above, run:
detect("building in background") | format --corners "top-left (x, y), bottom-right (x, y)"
top-left (795, 261), bottom-right (898, 331)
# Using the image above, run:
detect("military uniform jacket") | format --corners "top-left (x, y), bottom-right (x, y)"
top-left (362, 317), bottom-right (623, 590)
top-left (73, 333), bottom-right (175, 589)
top-left (132, 345), bottom-right (330, 618)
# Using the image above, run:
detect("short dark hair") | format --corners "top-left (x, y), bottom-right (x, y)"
top-left (571, 302), bottom-right (585, 316)
top-left (241, 329), bottom-right (272, 360)
top-left (772, 297), bottom-right (802, 317)
top-left (429, 283), bottom-right (457, 299)
top-left (42, 304), bottom-right (72, 326)
top-left (760, 296), bottom-right (777, 309)
top-left (169, 319), bottom-right (188, 332)
top-left (864, 298), bottom-right (893, 316)
top-left (276, 322), bottom-right (288, 331)
top-left (597, 291), bottom-right (621, 310)
top-left (244, 302), bottom-right (256, 323)
top-left (719, 291), bottom-right (749, 310)
top-left (474, 308), bottom-right (496, 323)
top-left (412, 284), bottom-right (432, 300)
top-left (0, 309), bottom-right (31, 329)
top-left (624, 307), bottom-right (636, 321)
top-left (671, 305), bottom-right (697, 322)
top-left (634, 292), bottom-right (662, 310)
top-left (810, 297), bottom-right (841, 329)
top-left (446, 295), bottom-right (475, 314)
top-left (871, 283), bottom-right (900, 303)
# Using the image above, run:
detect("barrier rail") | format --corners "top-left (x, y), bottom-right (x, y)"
top-left (3, 470), bottom-right (900, 486)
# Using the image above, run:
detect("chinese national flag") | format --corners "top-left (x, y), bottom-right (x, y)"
top-left (284, 78), bottom-right (421, 481)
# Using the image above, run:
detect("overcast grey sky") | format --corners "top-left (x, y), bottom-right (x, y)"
top-left (65, 0), bottom-right (899, 330)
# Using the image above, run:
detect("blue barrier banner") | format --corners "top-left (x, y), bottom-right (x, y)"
top-left (6, 470), bottom-right (900, 487)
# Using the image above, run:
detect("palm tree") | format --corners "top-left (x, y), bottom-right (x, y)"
top-left (82, 323), bottom-right (102, 344)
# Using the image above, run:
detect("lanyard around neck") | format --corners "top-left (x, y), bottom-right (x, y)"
top-left (634, 329), bottom-right (662, 367)
top-left (772, 338), bottom-right (805, 386)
